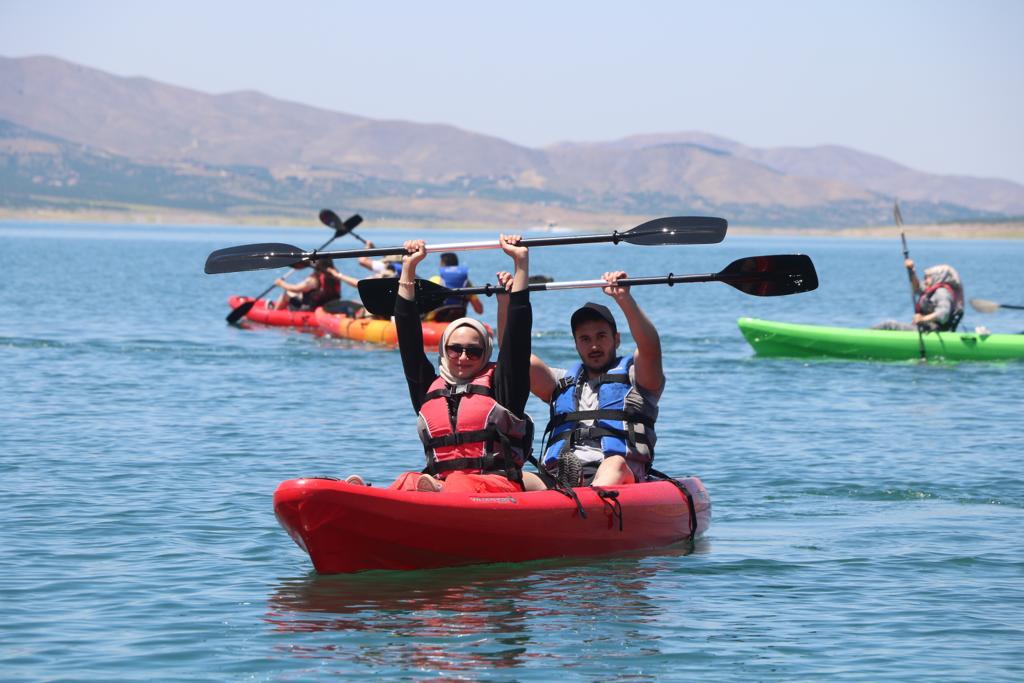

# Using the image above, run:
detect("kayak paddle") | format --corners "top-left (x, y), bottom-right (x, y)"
top-left (320, 208), bottom-right (370, 245)
top-left (357, 254), bottom-right (819, 317)
top-left (969, 298), bottom-right (1024, 313)
top-left (203, 216), bottom-right (728, 275)
top-left (224, 213), bottom-right (363, 325)
top-left (896, 201), bottom-right (927, 361)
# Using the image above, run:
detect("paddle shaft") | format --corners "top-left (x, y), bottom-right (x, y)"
top-left (900, 232), bottom-right (918, 310)
top-left (250, 268), bottom-right (299, 300)
top-left (303, 232), bottom-right (682, 260)
top-left (445, 273), bottom-right (746, 298)
top-left (898, 204), bottom-right (927, 361)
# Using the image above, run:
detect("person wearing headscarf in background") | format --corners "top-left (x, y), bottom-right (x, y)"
top-left (345, 234), bottom-right (545, 494)
top-left (873, 259), bottom-right (965, 332)
top-left (271, 257), bottom-right (359, 311)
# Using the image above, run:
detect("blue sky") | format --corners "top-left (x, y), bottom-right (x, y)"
top-left (2, 0), bottom-right (1022, 183)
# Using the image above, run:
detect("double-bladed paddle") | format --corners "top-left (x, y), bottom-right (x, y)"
top-left (224, 213), bottom-right (363, 324)
top-left (203, 216), bottom-right (728, 275)
top-left (356, 254), bottom-right (819, 317)
top-left (320, 208), bottom-right (370, 245)
top-left (896, 201), bottom-right (927, 361)
top-left (969, 298), bottom-right (1024, 313)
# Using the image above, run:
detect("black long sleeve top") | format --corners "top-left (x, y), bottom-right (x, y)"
top-left (396, 290), bottom-right (532, 418)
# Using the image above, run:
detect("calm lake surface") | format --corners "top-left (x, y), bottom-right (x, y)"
top-left (1, 221), bottom-right (1022, 681)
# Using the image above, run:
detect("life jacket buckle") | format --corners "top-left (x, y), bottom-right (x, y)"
top-left (573, 426), bottom-right (599, 442)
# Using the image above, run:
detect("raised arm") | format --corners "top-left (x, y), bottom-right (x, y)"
top-left (905, 258), bottom-right (922, 295)
top-left (492, 235), bottom-right (532, 416)
top-left (395, 239), bottom-right (436, 412)
top-left (604, 271), bottom-right (664, 397)
top-left (328, 267), bottom-right (360, 288)
top-left (357, 240), bottom-right (378, 272)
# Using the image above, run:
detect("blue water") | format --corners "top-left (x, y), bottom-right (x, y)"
top-left (1, 221), bottom-right (1022, 681)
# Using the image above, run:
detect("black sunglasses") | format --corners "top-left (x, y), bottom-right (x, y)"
top-left (445, 343), bottom-right (485, 360)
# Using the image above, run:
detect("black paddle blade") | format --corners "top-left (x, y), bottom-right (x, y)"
top-left (718, 254), bottom-right (818, 296)
top-left (204, 243), bottom-right (306, 274)
top-left (622, 216), bottom-right (727, 245)
top-left (319, 209), bottom-right (363, 235)
top-left (225, 299), bottom-right (256, 325)
top-left (358, 277), bottom-right (452, 317)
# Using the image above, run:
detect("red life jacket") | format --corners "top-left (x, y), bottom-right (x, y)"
top-left (318, 271), bottom-right (341, 299)
top-left (302, 271), bottom-right (341, 309)
top-left (915, 282), bottom-right (964, 331)
top-left (417, 364), bottom-right (533, 482)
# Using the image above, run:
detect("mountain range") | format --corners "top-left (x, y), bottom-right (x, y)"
top-left (2, 55), bottom-right (1022, 228)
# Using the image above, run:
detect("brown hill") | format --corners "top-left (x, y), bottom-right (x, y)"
top-left (2, 54), bottom-right (1021, 227)
top-left (560, 134), bottom-right (1024, 214)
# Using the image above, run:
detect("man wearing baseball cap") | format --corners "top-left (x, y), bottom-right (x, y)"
top-left (497, 270), bottom-right (664, 488)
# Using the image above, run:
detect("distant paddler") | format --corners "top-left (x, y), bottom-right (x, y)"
top-left (271, 258), bottom-right (361, 315)
top-left (873, 260), bottom-right (965, 332)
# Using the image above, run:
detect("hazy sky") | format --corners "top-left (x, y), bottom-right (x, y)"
top-left (3, 0), bottom-right (1022, 183)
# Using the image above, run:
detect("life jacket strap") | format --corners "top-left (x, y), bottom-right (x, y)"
top-left (546, 409), bottom-right (655, 432)
top-left (424, 426), bottom-right (530, 482)
top-left (422, 384), bottom-right (494, 401)
top-left (426, 427), bottom-right (499, 449)
top-left (426, 453), bottom-right (516, 477)
top-left (550, 370), bottom-right (631, 399)
top-left (545, 424), bottom-right (653, 450)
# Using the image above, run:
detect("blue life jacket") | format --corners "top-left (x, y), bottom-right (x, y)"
top-left (542, 355), bottom-right (657, 472)
top-left (440, 265), bottom-right (469, 307)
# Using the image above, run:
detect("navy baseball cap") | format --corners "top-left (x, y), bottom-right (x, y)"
top-left (570, 302), bottom-right (617, 334)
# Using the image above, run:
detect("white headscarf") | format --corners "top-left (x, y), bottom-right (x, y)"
top-left (923, 264), bottom-right (962, 291)
top-left (437, 317), bottom-right (492, 386)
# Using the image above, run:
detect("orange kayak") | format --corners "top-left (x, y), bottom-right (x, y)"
top-left (315, 308), bottom-right (489, 347)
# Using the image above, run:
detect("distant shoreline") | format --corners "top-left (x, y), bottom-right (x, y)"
top-left (2, 208), bottom-right (1022, 239)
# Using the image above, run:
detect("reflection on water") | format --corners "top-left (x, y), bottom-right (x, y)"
top-left (266, 544), bottom-right (698, 674)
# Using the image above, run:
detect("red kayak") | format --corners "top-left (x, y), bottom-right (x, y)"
top-left (227, 296), bottom-right (319, 329)
top-left (274, 476), bottom-right (711, 574)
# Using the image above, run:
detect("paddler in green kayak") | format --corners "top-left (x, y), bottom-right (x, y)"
top-left (873, 260), bottom-right (965, 332)
top-left (498, 270), bottom-right (664, 488)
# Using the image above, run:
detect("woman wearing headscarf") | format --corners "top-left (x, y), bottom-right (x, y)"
top-left (874, 260), bottom-right (965, 332)
top-left (347, 234), bottom-right (542, 494)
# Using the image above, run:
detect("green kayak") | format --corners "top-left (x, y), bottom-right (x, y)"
top-left (737, 317), bottom-right (1024, 362)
